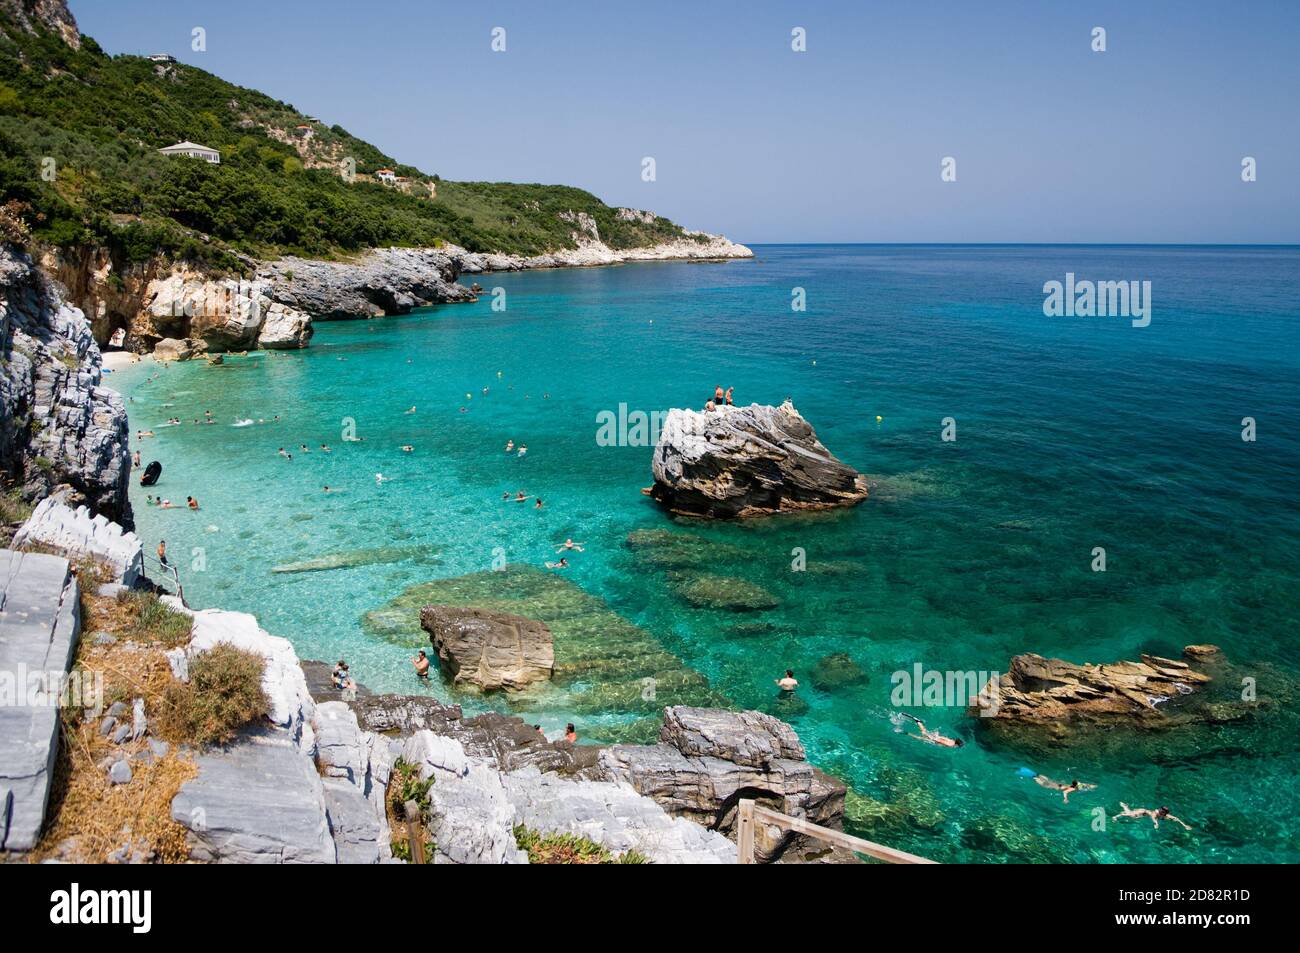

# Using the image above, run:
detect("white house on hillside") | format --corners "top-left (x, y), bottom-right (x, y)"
top-left (148, 53), bottom-right (176, 63)
top-left (375, 168), bottom-right (396, 184)
top-left (158, 141), bottom-right (221, 164)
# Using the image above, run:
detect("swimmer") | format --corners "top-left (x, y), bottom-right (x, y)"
top-left (514, 491), bottom-right (528, 502)
top-left (901, 713), bottom-right (963, 748)
top-left (159, 499), bottom-right (174, 509)
top-left (1034, 775), bottom-right (1096, 805)
top-left (133, 450), bottom-right (141, 467)
top-left (545, 557), bottom-right (570, 570)
top-left (375, 473), bottom-right (392, 484)
top-left (534, 498), bottom-right (544, 509)
top-left (400, 445), bottom-right (414, 452)
top-left (502, 492), bottom-right (511, 501)
top-left (556, 539), bottom-right (585, 552)
top-left (186, 496), bottom-right (199, 510)
top-left (299, 444), bottom-right (310, 453)
top-left (505, 440), bottom-right (514, 452)
top-left (775, 669), bottom-right (799, 692)
top-left (320, 444), bottom-right (331, 452)
top-left (137, 430), bottom-right (155, 439)
top-left (278, 447), bottom-right (291, 458)
top-left (146, 494), bottom-right (155, 506)
top-left (517, 445), bottom-right (527, 456)
top-left (1112, 803), bottom-right (1192, 830)
top-left (405, 406), bottom-right (417, 414)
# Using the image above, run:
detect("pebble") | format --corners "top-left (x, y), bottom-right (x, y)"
top-left (108, 760), bottom-right (133, 785)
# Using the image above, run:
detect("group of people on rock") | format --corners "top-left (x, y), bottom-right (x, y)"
top-left (704, 384), bottom-right (735, 411)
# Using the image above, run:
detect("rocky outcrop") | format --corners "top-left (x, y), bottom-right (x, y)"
top-left (595, 706), bottom-right (846, 861)
top-left (650, 400), bottom-right (869, 518)
top-left (257, 248), bottom-right (475, 320)
top-left (975, 647), bottom-right (1219, 732)
top-left (0, 549), bottom-right (79, 852)
top-left (419, 605), bottom-right (555, 691)
top-left (447, 230), bottom-right (753, 273)
top-left (1, 245), bottom-right (132, 526)
top-left (0, 0), bottom-right (79, 49)
top-left (138, 271), bottom-right (312, 352)
top-left (13, 497), bottom-right (144, 586)
top-left (152, 337), bottom-right (204, 362)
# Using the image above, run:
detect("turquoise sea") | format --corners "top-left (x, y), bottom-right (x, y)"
top-left (112, 245), bottom-right (1300, 863)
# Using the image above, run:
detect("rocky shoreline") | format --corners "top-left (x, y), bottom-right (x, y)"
top-left (0, 498), bottom-right (848, 864)
top-left (43, 229), bottom-right (752, 361)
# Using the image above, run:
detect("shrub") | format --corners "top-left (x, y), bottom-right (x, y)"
top-left (156, 643), bottom-right (268, 745)
top-left (512, 825), bottom-right (650, 864)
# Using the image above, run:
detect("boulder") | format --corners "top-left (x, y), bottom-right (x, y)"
top-left (322, 779), bottom-right (381, 865)
top-left (596, 706), bottom-right (845, 862)
top-left (0, 550), bottom-right (79, 852)
top-left (419, 605), bottom-right (554, 691)
top-left (975, 646), bottom-right (1219, 731)
top-left (13, 497), bottom-right (144, 586)
top-left (152, 337), bottom-right (204, 362)
top-left (650, 401), bottom-right (869, 518)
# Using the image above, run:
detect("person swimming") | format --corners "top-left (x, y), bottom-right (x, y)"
top-left (405, 406), bottom-right (417, 414)
top-left (534, 498), bottom-right (544, 509)
top-left (1112, 803), bottom-right (1193, 830)
top-left (1033, 775), bottom-right (1096, 804)
top-left (514, 491), bottom-right (528, 502)
top-left (901, 713), bottom-right (963, 748)
top-left (556, 539), bottom-right (585, 552)
top-left (505, 440), bottom-right (514, 452)
top-left (375, 473), bottom-right (392, 483)
top-left (545, 557), bottom-right (570, 570)
top-left (186, 496), bottom-right (199, 510)
top-left (776, 669), bottom-right (799, 692)
top-left (400, 445), bottom-right (414, 452)
top-left (517, 445), bottom-right (527, 456)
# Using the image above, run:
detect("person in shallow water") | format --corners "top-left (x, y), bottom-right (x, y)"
top-left (1034, 775), bottom-right (1096, 804)
top-left (776, 669), bottom-right (798, 692)
top-left (556, 539), bottom-right (585, 552)
top-left (1112, 803), bottom-right (1193, 830)
top-left (156, 540), bottom-right (167, 567)
top-left (902, 713), bottom-right (963, 748)
top-left (186, 496), bottom-right (199, 510)
top-left (411, 650), bottom-right (430, 680)
top-left (564, 723), bottom-right (577, 743)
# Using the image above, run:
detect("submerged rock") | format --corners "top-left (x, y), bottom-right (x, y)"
top-left (270, 545), bottom-right (431, 574)
top-left (624, 527), bottom-right (746, 570)
top-left (670, 572), bottom-right (779, 611)
top-left (810, 652), bottom-right (867, 691)
top-left (650, 400), bottom-right (869, 519)
top-left (363, 566), bottom-right (726, 733)
top-left (419, 605), bottom-right (555, 692)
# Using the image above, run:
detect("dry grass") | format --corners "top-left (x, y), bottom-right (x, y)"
top-left (82, 587), bottom-right (194, 649)
top-left (31, 583), bottom-right (198, 863)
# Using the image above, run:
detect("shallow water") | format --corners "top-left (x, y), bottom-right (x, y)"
top-left (113, 245), bottom-right (1300, 863)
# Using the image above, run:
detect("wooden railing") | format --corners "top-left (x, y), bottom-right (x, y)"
top-left (736, 799), bottom-right (937, 864)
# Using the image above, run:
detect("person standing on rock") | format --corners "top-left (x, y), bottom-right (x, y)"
top-left (725, 387), bottom-right (734, 406)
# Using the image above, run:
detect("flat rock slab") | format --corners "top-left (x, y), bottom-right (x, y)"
top-left (13, 498), bottom-right (144, 586)
top-left (171, 729), bottom-right (335, 863)
top-left (0, 549), bottom-right (78, 852)
top-left (420, 605), bottom-right (554, 692)
top-left (503, 767), bottom-right (735, 864)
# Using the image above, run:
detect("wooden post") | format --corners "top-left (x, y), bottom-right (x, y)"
top-left (736, 798), bottom-right (756, 864)
top-left (404, 800), bottom-right (425, 865)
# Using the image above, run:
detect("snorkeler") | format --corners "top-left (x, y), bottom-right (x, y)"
top-left (901, 713), bottom-right (963, 748)
top-left (1112, 803), bottom-right (1193, 830)
top-left (1034, 775), bottom-right (1097, 804)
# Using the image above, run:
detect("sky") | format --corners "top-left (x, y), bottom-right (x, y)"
top-left (70, 0), bottom-right (1300, 244)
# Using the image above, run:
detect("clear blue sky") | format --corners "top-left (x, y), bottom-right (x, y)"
top-left (72, 0), bottom-right (1299, 244)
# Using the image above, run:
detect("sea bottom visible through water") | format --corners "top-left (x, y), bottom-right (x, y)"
top-left (113, 244), bottom-right (1300, 863)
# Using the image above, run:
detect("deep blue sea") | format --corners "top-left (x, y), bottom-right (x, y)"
top-left (113, 244), bottom-right (1300, 863)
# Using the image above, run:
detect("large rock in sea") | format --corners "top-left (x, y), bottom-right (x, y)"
top-left (419, 605), bottom-right (555, 692)
top-left (650, 400), bottom-right (869, 518)
top-left (974, 646), bottom-right (1220, 735)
